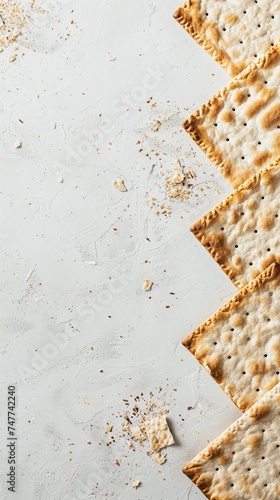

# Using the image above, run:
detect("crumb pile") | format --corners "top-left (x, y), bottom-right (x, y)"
top-left (0, 1), bottom-right (26, 52)
top-left (103, 388), bottom-right (176, 467)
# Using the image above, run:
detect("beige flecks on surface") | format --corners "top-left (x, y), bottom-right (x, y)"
top-left (183, 383), bottom-right (280, 500)
top-left (152, 452), bottom-right (167, 464)
top-left (143, 279), bottom-right (154, 291)
top-left (112, 179), bottom-right (127, 192)
top-left (183, 262), bottom-right (280, 413)
top-left (0, 1), bottom-right (26, 54)
top-left (132, 480), bottom-right (141, 490)
top-left (183, 45), bottom-right (280, 188)
top-left (174, 1), bottom-right (280, 77)
top-left (145, 415), bottom-right (174, 453)
top-left (190, 157), bottom-right (280, 288)
top-left (14, 140), bottom-right (22, 149)
top-left (171, 158), bottom-right (185, 184)
top-left (0, 1), bottom-right (75, 59)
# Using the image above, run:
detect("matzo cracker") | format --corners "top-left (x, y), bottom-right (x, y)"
top-left (184, 45), bottom-right (280, 188)
top-left (174, 1), bottom-right (280, 77)
top-left (190, 157), bottom-right (280, 289)
top-left (145, 415), bottom-right (174, 452)
top-left (183, 382), bottom-right (280, 499)
top-left (182, 263), bottom-right (280, 412)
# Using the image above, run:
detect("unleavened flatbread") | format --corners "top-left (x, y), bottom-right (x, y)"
top-left (184, 45), bottom-right (280, 188)
top-left (183, 382), bottom-right (280, 499)
top-left (190, 157), bottom-right (280, 289)
top-left (174, 1), bottom-right (280, 77)
top-left (182, 262), bottom-right (280, 412)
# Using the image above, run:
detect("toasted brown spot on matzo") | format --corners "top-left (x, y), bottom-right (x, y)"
top-left (223, 13), bottom-right (239, 25)
top-left (206, 358), bottom-right (224, 384)
top-left (252, 150), bottom-right (271, 168)
top-left (249, 402), bottom-right (271, 422)
top-left (261, 102), bottom-right (280, 130)
top-left (234, 90), bottom-right (248, 105)
top-left (246, 433), bottom-right (262, 450)
top-left (245, 87), bottom-right (275, 118)
top-left (220, 109), bottom-right (234, 123)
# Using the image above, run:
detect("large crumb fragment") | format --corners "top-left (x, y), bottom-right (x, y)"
top-left (171, 158), bottom-right (184, 184)
top-left (14, 140), bottom-right (22, 149)
top-left (112, 179), bottom-right (127, 192)
top-left (9, 53), bottom-right (17, 62)
top-left (106, 52), bottom-right (116, 61)
top-left (145, 415), bottom-right (174, 452)
top-left (132, 480), bottom-right (141, 489)
top-left (152, 452), bottom-right (167, 464)
top-left (143, 279), bottom-right (153, 291)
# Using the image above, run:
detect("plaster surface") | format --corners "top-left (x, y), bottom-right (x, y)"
top-left (0, 1), bottom-right (241, 498)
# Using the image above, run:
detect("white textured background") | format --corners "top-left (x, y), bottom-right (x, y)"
top-left (0, 1), bottom-right (243, 499)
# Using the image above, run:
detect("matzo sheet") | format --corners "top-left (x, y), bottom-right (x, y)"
top-left (183, 45), bottom-right (280, 188)
top-left (182, 263), bottom-right (280, 412)
top-left (174, 1), bottom-right (280, 77)
top-left (191, 157), bottom-right (280, 289)
top-left (183, 382), bottom-right (280, 499)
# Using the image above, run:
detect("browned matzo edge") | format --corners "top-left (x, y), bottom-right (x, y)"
top-left (182, 262), bottom-right (280, 412)
top-left (182, 44), bottom-right (280, 188)
top-left (173, 1), bottom-right (280, 77)
top-left (190, 156), bottom-right (280, 289)
top-left (182, 382), bottom-right (280, 499)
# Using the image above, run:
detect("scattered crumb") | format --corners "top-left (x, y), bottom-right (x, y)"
top-left (57, 177), bottom-right (64, 183)
top-left (132, 480), bottom-right (141, 490)
top-left (99, 369), bottom-right (104, 373)
top-left (9, 53), bottom-right (17, 62)
top-left (152, 452), bottom-right (167, 465)
top-left (106, 52), bottom-right (116, 61)
top-left (143, 279), bottom-right (154, 291)
top-left (165, 162), bottom-right (197, 203)
top-left (112, 179), bottom-right (127, 192)
top-left (86, 440), bottom-right (92, 445)
top-left (171, 159), bottom-right (184, 184)
top-left (145, 415), bottom-right (174, 452)
top-left (51, 121), bottom-right (57, 129)
top-left (14, 140), bottom-right (22, 149)
top-left (105, 388), bottom-right (174, 465)
top-left (153, 120), bottom-right (161, 132)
